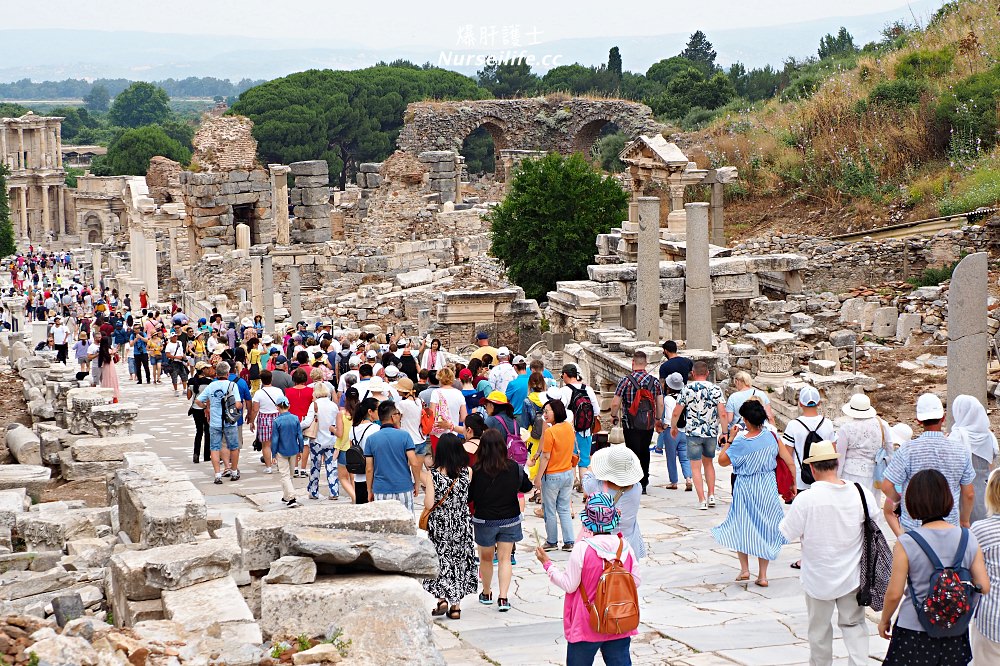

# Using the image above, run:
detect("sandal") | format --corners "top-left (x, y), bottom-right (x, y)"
top-left (533, 507), bottom-right (545, 518)
top-left (431, 599), bottom-right (448, 616)
top-left (755, 578), bottom-right (769, 588)
top-left (735, 572), bottom-right (751, 582)
top-left (446, 606), bottom-right (461, 619)
top-left (790, 561), bottom-right (801, 570)
top-left (666, 483), bottom-right (678, 490)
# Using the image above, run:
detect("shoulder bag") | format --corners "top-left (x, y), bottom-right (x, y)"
top-left (419, 474), bottom-right (458, 531)
top-left (302, 399), bottom-right (320, 439)
top-left (854, 482), bottom-right (892, 610)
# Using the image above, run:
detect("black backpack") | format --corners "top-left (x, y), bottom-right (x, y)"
top-left (794, 417), bottom-right (826, 485)
top-left (568, 384), bottom-right (596, 433)
top-left (346, 424), bottom-right (372, 475)
top-left (337, 350), bottom-right (352, 377)
top-left (222, 381), bottom-right (240, 426)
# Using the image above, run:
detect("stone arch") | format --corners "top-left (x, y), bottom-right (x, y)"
top-left (87, 229), bottom-right (100, 244)
top-left (459, 118), bottom-right (508, 177)
top-left (570, 110), bottom-right (656, 157)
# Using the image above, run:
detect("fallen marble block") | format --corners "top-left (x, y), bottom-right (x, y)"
top-left (280, 526), bottom-right (438, 579)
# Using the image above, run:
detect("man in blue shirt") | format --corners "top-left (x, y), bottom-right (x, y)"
top-left (130, 324), bottom-right (150, 385)
top-left (365, 401), bottom-right (421, 513)
top-left (194, 361), bottom-right (244, 484)
top-left (227, 368), bottom-right (253, 456)
top-left (504, 356), bottom-right (530, 417)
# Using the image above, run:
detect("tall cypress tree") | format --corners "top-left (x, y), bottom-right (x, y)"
top-left (0, 163), bottom-right (14, 259)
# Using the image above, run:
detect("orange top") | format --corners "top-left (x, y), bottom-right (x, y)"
top-left (542, 420), bottom-right (575, 474)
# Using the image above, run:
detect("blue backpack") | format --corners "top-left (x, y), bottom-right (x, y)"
top-left (905, 529), bottom-right (980, 638)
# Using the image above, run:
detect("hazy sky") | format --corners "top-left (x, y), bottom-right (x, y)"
top-left (12, 0), bottom-right (935, 45)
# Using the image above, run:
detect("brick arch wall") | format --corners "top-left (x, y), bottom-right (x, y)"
top-left (398, 98), bottom-right (663, 156)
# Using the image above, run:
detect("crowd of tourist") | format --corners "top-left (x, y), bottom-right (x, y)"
top-left (7, 246), bottom-right (1000, 666)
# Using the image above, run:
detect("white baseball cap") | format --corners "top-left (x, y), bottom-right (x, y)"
top-left (349, 355), bottom-right (361, 367)
top-left (366, 350), bottom-right (377, 359)
top-left (798, 386), bottom-right (821, 407)
top-left (384, 365), bottom-right (400, 378)
top-left (497, 346), bottom-right (511, 358)
top-left (512, 355), bottom-right (527, 365)
top-left (916, 393), bottom-right (945, 421)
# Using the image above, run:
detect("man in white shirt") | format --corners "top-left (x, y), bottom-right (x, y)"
top-left (779, 440), bottom-right (877, 666)
top-left (337, 356), bottom-right (361, 393)
top-left (51, 316), bottom-right (70, 364)
top-left (488, 346), bottom-right (518, 394)
top-left (781, 387), bottom-right (836, 491)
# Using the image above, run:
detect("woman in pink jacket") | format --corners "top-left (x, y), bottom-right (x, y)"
top-left (535, 492), bottom-right (642, 665)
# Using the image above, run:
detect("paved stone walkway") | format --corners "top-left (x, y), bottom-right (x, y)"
top-left (117, 368), bottom-right (890, 665)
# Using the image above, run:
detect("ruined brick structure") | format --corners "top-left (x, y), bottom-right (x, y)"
top-left (191, 115), bottom-right (259, 172)
top-left (397, 97), bottom-right (663, 178)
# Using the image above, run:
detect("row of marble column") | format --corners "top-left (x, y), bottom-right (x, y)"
top-left (7, 183), bottom-right (66, 240)
top-left (0, 125), bottom-right (62, 171)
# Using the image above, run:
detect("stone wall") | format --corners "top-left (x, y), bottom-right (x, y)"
top-left (191, 115), bottom-right (259, 172)
top-left (398, 97), bottom-right (664, 158)
top-left (732, 226), bottom-right (990, 293)
top-left (288, 160), bottom-right (331, 243)
top-left (180, 169), bottom-right (273, 253)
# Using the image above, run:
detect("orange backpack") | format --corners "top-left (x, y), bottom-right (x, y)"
top-left (420, 403), bottom-right (435, 437)
top-left (578, 537), bottom-right (640, 634)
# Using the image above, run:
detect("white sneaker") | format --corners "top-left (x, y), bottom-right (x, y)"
top-left (699, 501), bottom-right (708, 510)
top-left (263, 466), bottom-right (273, 474)
top-left (708, 495), bottom-right (716, 507)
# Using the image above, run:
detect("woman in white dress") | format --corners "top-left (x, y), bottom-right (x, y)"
top-left (836, 394), bottom-right (892, 503)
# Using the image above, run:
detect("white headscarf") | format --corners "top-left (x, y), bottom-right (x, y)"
top-left (949, 394), bottom-right (999, 463)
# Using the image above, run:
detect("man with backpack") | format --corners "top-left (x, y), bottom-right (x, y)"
top-left (670, 360), bottom-right (726, 509)
top-left (559, 364), bottom-right (600, 492)
top-left (364, 401), bottom-right (422, 513)
top-left (781, 387), bottom-right (837, 493)
top-left (193, 361), bottom-right (244, 485)
top-left (610, 351), bottom-right (664, 495)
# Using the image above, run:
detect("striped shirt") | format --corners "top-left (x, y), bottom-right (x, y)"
top-left (971, 514), bottom-right (1000, 641)
top-left (884, 431), bottom-right (975, 531)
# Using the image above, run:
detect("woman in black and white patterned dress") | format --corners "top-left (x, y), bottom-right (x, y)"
top-left (421, 433), bottom-right (477, 619)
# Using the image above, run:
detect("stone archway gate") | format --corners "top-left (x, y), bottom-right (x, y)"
top-left (397, 97), bottom-right (664, 159)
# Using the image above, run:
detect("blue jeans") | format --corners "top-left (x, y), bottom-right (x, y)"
top-left (566, 637), bottom-right (632, 666)
top-left (657, 430), bottom-right (691, 484)
top-left (542, 469), bottom-right (574, 546)
top-left (209, 425), bottom-right (240, 451)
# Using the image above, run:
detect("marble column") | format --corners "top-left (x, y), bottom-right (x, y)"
top-left (269, 165), bottom-right (291, 246)
top-left (39, 127), bottom-right (48, 168)
top-left (168, 227), bottom-right (180, 277)
top-left (91, 246), bottom-right (102, 290)
top-left (18, 187), bottom-right (28, 239)
top-left (143, 232), bottom-right (159, 304)
top-left (41, 185), bottom-right (50, 238)
top-left (55, 128), bottom-right (62, 168)
top-left (250, 255), bottom-right (264, 318)
top-left (57, 186), bottom-right (65, 237)
top-left (684, 203), bottom-right (713, 351)
top-left (0, 127), bottom-right (7, 167)
top-left (236, 223), bottom-right (251, 250)
top-left (635, 197), bottom-right (661, 344)
top-left (17, 128), bottom-right (23, 170)
top-left (666, 181), bottom-right (687, 236)
top-left (262, 256), bottom-right (275, 336)
top-left (710, 182), bottom-right (725, 248)
top-left (946, 252), bottom-right (988, 424)
top-left (289, 264), bottom-right (302, 326)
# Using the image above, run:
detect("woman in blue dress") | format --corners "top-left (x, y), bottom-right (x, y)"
top-left (712, 399), bottom-right (796, 587)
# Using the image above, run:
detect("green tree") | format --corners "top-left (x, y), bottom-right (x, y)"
top-left (595, 132), bottom-right (627, 173)
top-left (108, 82), bottom-right (170, 128)
top-left (84, 84), bottom-right (110, 112)
top-left (818, 27), bottom-right (857, 60)
top-left (158, 118), bottom-right (195, 150)
top-left (50, 106), bottom-right (99, 143)
top-left (680, 31), bottom-right (718, 75)
top-left (541, 64), bottom-right (605, 94)
top-left (232, 65), bottom-right (487, 188)
top-left (90, 125), bottom-right (190, 176)
top-left (477, 59), bottom-right (538, 98)
top-left (608, 47), bottom-right (623, 90)
top-left (646, 56), bottom-right (704, 87)
top-left (488, 153), bottom-right (628, 302)
top-left (0, 163), bottom-right (14, 259)
top-left (0, 103), bottom-right (28, 118)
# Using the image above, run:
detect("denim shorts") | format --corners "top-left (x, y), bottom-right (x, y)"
top-left (574, 433), bottom-right (593, 468)
top-left (473, 519), bottom-right (523, 547)
top-left (414, 439), bottom-right (430, 456)
top-left (686, 435), bottom-right (717, 460)
top-left (209, 425), bottom-right (240, 451)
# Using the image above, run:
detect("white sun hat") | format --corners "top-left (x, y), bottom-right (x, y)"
top-left (589, 445), bottom-right (643, 487)
top-left (841, 394), bottom-right (877, 419)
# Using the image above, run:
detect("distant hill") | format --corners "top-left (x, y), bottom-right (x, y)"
top-left (0, 1), bottom-right (943, 83)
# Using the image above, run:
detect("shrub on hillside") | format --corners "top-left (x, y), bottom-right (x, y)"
top-left (937, 164), bottom-right (1000, 216)
top-left (936, 65), bottom-right (1000, 152)
top-left (866, 79), bottom-right (926, 109)
top-left (894, 47), bottom-right (954, 79)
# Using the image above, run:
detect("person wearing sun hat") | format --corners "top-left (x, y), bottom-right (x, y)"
top-left (535, 492), bottom-right (642, 664)
top-left (836, 393), bottom-right (894, 504)
top-left (779, 439), bottom-right (878, 666)
top-left (582, 445), bottom-right (646, 558)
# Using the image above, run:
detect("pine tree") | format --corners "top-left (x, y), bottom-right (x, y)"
top-left (608, 47), bottom-right (623, 90)
top-left (0, 163), bottom-right (15, 259)
top-left (681, 31), bottom-right (718, 75)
